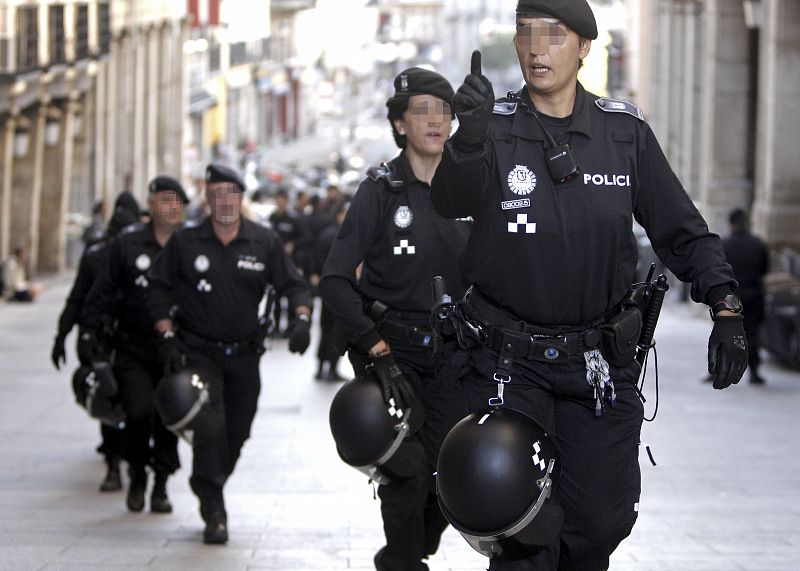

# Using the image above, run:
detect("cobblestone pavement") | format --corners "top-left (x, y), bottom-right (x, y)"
top-left (0, 275), bottom-right (798, 570)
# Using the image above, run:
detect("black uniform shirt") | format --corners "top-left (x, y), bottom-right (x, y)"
top-left (148, 216), bottom-right (312, 343)
top-left (268, 210), bottom-right (302, 247)
top-left (320, 151), bottom-right (471, 352)
top-left (56, 240), bottom-right (110, 337)
top-left (431, 82), bottom-right (736, 327)
top-left (83, 222), bottom-right (164, 338)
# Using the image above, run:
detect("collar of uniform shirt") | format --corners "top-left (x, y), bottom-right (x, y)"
top-left (513, 81), bottom-right (593, 140)
top-left (198, 214), bottom-right (251, 243)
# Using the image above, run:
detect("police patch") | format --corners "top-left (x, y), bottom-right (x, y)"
top-left (394, 206), bottom-right (413, 228)
top-left (135, 254), bottom-right (151, 271)
top-left (507, 165), bottom-right (536, 196)
top-left (194, 255), bottom-right (210, 273)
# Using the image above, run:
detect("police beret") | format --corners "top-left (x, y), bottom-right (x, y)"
top-left (390, 67), bottom-right (454, 104)
top-left (148, 175), bottom-right (189, 204)
top-left (205, 163), bottom-right (245, 192)
top-left (516, 0), bottom-right (598, 40)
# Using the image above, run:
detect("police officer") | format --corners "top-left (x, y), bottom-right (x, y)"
top-left (83, 176), bottom-right (189, 513)
top-left (147, 163), bottom-right (312, 544)
top-left (51, 193), bottom-right (141, 492)
top-left (429, 1), bottom-right (748, 569)
top-left (320, 68), bottom-right (471, 571)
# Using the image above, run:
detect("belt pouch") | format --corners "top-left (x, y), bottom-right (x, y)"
top-left (599, 308), bottom-right (642, 367)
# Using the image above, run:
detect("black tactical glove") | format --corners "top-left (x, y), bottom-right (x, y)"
top-left (451, 50), bottom-right (495, 151)
top-left (158, 331), bottom-right (186, 377)
top-left (708, 315), bottom-right (748, 389)
top-left (287, 315), bottom-right (311, 355)
top-left (76, 329), bottom-right (100, 366)
top-left (371, 353), bottom-right (415, 412)
top-left (51, 334), bottom-right (67, 370)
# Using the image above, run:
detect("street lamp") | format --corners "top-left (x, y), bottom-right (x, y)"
top-left (743, 0), bottom-right (762, 29)
top-left (44, 118), bottom-right (60, 146)
top-left (13, 128), bottom-right (30, 158)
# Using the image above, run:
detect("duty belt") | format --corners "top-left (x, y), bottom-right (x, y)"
top-left (179, 329), bottom-right (260, 358)
top-left (378, 319), bottom-right (434, 349)
top-left (463, 288), bottom-right (602, 364)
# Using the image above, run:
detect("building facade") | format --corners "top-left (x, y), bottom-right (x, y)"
top-left (630, 0), bottom-right (799, 249)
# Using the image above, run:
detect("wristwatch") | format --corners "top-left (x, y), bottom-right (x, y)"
top-left (710, 294), bottom-right (743, 318)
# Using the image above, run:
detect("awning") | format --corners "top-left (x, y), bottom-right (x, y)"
top-left (188, 88), bottom-right (217, 115)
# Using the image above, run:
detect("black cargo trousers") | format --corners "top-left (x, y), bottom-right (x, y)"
top-left (459, 342), bottom-right (644, 571)
top-left (113, 334), bottom-right (180, 475)
top-left (182, 341), bottom-right (262, 507)
top-left (352, 315), bottom-right (469, 571)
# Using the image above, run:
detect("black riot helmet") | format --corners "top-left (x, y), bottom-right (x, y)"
top-left (73, 361), bottom-right (126, 429)
top-left (155, 368), bottom-right (220, 444)
top-left (329, 373), bottom-right (425, 484)
top-left (436, 407), bottom-right (563, 561)
top-left (71, 365), bottom-right (92, 407)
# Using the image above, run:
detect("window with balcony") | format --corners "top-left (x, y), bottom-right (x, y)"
top-left (16, 5), bottom-right (38, 72)
top-left (98, 2), bottom-right (111, 55)
top-left (75, 4), bottom-right (90, 60)
top-left (49, 5), bottom-right (66, 65)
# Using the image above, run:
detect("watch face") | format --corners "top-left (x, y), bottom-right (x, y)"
top-left (726, 295), bottom-right (743, 312)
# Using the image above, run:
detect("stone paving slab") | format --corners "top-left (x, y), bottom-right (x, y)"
top-left (1, 276), bottom-right (799, 570)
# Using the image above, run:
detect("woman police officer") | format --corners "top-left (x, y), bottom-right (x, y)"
top-left (320, 68), bottom-right (471, 570)
top-left (430, 0), bottom-right (748, 569)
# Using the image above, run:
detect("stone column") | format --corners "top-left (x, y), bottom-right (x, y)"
top-left (37, 106), bottom-right (68, 273)
top-left (697, 0), bottom-right (755, 234)
top-left (0, 117), bottom-right (15, 260)
top-left (751, 0), bottom-right (800, 249)
top-left (28, 105), bottom-right (47, 272)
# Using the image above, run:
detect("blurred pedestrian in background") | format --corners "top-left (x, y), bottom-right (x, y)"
top-left (722, 208), bottom-right (769, 384)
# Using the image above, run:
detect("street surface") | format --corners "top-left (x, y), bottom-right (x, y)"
top-left (0, 275), bottom-right (798, 570)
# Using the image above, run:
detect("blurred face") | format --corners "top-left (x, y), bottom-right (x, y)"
top-left (149, 191), bottom-right (184, 227)
top-left (275, 194), bottom-right (289, 212)
top-left (394, 94), bottom-right (452, 158)
top-left (206, 182), bottom-right (243, 226)
top-left (514, 18), bottom-right (590, 98)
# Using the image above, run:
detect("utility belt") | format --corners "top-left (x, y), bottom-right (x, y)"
top-left (459, 288), bottom-right (642, 368)
top-left (364, 299), bottom-right (435, 350)
top-left (462, 289), bottom-right (604, 364)
top-left (377, 318), bottom-right (435, 349)
top-left (178, 328), bottom-right (262, 358)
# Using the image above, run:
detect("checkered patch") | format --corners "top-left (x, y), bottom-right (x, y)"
top-left (387, 397), bottom-right (404, 419)
top-left (532, 440), bottom-right (546, 471)
top-left (393, 239), bottom-right (416, 255)
top-left (508, 213), bottom-right (537, 234)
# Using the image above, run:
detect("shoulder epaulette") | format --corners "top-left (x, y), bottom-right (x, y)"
top-left (121, 222), bottom-right (145, 235)
top-left (493, 100), bottom-right (517, 116)
top-left (366, 162), bottom-right (404, 191)
top-left (595, 97), bottom-right (645, 121)
top-left (86, 241), bottom-right (108, 255)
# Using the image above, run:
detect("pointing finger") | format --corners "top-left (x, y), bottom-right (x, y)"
top-left (470, 50), bottom-right (482, 76)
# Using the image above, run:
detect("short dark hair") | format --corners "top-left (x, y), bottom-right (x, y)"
top-left (729, 208), bottom-right (749, 228)
top-left (386, 95), bottom-right (410, 149)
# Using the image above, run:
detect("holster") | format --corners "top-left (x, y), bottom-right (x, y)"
top-left (599, 308), bottom-right (642, 367)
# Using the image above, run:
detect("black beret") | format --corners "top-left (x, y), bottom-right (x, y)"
top-left (205, 163), bottom-right (245, 192)
top-left (516, 0), bottom-right (598, 40)
top-left (390, 67), bottom-right (454, 105)
top-left (148, 175), bottom-right (189, 204)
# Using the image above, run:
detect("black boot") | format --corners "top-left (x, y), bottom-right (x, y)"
top-left (150, 472), bottom-right (173, 514)
top-left (99, 456), bottom-right (122, 492)
top-left (200, 493), bottom-right (228, 544)
top-left (126, 465), bottom-right (147, 512)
